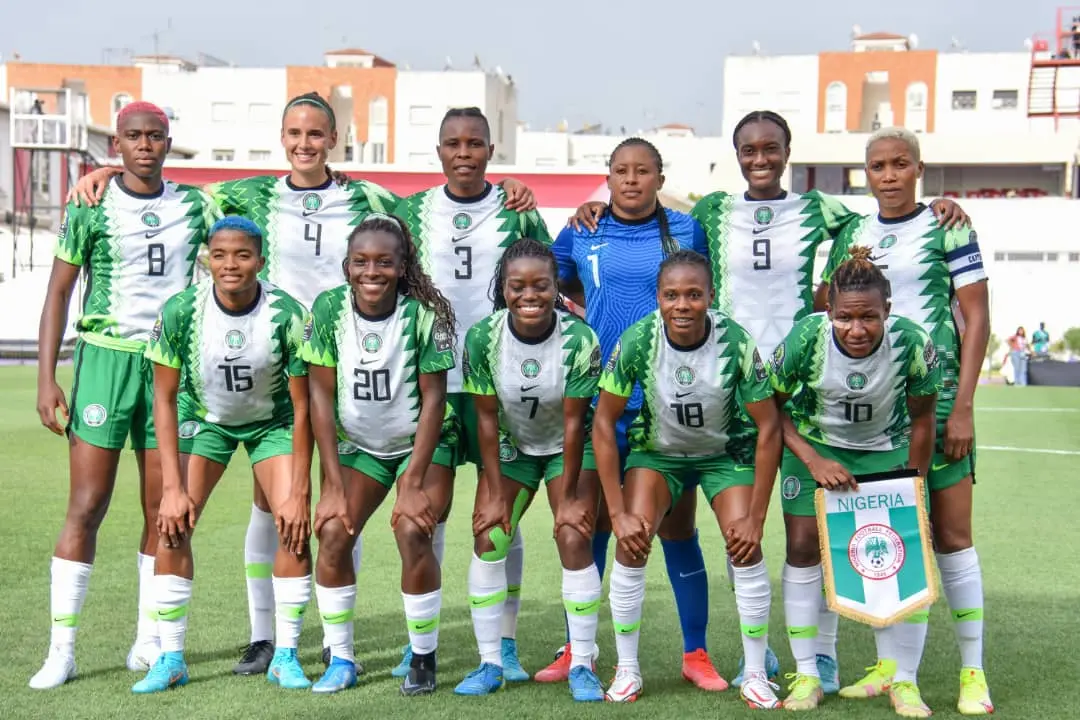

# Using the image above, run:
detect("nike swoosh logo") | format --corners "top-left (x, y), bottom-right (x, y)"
top-left (360, 358), bottom-right (379, 365)
top-left (675, 391), bottom-right (693, 399)
top-left (590, 243), bottom-right (607, 250)
top-left (788, 628), bottom-right (815, 637)
top-left (224, 354), bottom-right (243, 362)
top-left (413, 620), bottom-right (436, 631)
top-left (745, 627), bottom-right (766, 637)
top-left (751, 227), bottom-right (768, 235)
top-left (679, 568), bottom-right (705, 578)
top-left (573, 605), bottom-right (593, 613)
top-left (302, 209), bottom-right (318, 217)
top-left (145, 231), bottom-right (162, 239)
top-left (452, 235), bottom-right (468, 243)
top-left (931, 462), bottom-right (951, 472)
top-left (520, 384), bottom-right (539, 392)
top-left (956, 610), bottom-right (977, 619)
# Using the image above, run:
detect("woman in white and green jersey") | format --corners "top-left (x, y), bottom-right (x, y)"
top-left (571, 111), bottom-right (969, 690)
top-left (820, 127), bottom-right (993, 717)
top-left (770, 244), bottom-right (941, 714)
top-left (31, 102), bottom-right (220, 691)
top-left (593, 250), bottom-right (783, 707)
top-left (393, 106), bottom-right (554, 679)
top-left (70, 92), bottom-right (539, 675)
top-left (135, 216), bottom-right (314, 694)
top-left (302, 214), bottom-right (457, 697)
top-left (456, 238), bottom-right (604, 702)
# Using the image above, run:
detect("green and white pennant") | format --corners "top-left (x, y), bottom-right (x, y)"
top-left (815, 470), bottom-right (938, 627)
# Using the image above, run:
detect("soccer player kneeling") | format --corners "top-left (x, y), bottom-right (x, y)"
top-left (302, 214), bottom-right (457, 696)
top-left (456, 239), bottom-right (604, 701)
top-left (593, 250), bottom-right (783, 706)
top-left (134, 216), bottom-right (313, 693)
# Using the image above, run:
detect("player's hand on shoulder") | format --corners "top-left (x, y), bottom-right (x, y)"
top-left (568, 201), bottom-right (607, 233)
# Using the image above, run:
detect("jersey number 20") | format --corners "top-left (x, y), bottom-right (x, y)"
top-left (354, 368), bottom-right (392, 401)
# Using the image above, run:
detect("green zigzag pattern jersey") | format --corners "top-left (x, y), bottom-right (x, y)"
top-left (690, 189), bottom-right (858, 356)
top-left (395, 184), bottom-right (553, 393)
top-left (301, 287), bottom-right (455, 458)
top-left (822, 207), bottom-right (988, 411)
top-left (146, 280), bottom-right (308, 426)
top-left (770, 313), bottom-right (942, 451)
top-left (599, 310), bottom-right (772, 457)
top-left (462, 309), bottom-right (601, 456)
top-left (204, 175), bottom-right (400, 308)
top-left (55, 177), bottom-right (221, 352)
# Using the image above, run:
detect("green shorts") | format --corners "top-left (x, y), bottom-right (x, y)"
top-left (780, 441), bottom-right (910, 517)
top-left (499, 438), bottom-right (597, 492)
top-left (177, 415), bottom-right (293, 467)
top-left (448, 392), bottom-right (481, 468)
top-left (928, 397), bottom-right (976, 491)
top-left (338, 433), bottom-right (457, 490)
top-left (625, 452), bottom-right (754, 507)
top-left (67, 340), bottom-right (156, 450)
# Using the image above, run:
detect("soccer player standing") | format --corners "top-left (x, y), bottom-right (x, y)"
top-left (549, 138), bottom-right (726, 690)
top-left (393, 107), bottom-right (553, 680)
top-left (770, 246), bottom-right (942, 712)
top-left (594, 251), bottom-right (782, 706)
top-left (303, 214), bottom-right (458, 696)
top-left (821, 127), bottom-right (993, 716)
top-left (456, 239), bottom-right (604, 701)
top-left (31, 102), bottom-right (220, 689)
top-left (133, 216), bottom-right (313, 693)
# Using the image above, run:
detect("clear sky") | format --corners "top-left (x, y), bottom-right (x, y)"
top-left (1, 0), bottom-right (1068, 134)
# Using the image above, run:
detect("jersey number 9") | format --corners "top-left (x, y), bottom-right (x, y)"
top-left (752, 238), bottom-right (771, 271)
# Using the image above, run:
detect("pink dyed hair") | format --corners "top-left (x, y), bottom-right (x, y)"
top-left (116, 101), bottom-right (170, 134)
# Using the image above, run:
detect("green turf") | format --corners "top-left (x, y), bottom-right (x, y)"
top-left (2, 364), bottom-right (1076, 719)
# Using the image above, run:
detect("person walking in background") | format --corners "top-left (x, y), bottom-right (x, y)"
top-left (1031, 323), bottom-right (1050, 358)
top-left (1007, 327), bottom-right (1030, 386)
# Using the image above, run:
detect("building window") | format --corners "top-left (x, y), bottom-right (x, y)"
top-left (212, 149), bottom-right (234, 162)
top-left (1070, 252), bottom-right (1080, 262)
top-left (409, 105), bottom-right (433, 125)
top-left (1046, 252), bottom-right (1060, 262)
top-left (249, 103), bottom-right (272, 123)
top-left (370, 97), bottom-right (388, 127)
top-left (248, 150), bottom-right (271, 161)
top-left (906, 82), bottom-right (929, 133)
top-left (951, 91), bottom-right (977, 110)
top-left (112, 93), bottom-right (133, 114)
top-left (824, 81), bottom-right (847, 132)
top-left (991, 90), bottom-right (1018, 109)
top-left (211, 102), bottom-right (236, 123)
top-left (1005, 251), bottom-right (1044, 262)
top-left (369, 142), bottom-right (386, 164)
top-left (993, 252), bottom-right (1006, 262)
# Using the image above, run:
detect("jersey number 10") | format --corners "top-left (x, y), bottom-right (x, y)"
top-left (840, 401), bottom-right (873, 423)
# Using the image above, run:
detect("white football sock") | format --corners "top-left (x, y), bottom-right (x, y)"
top-left (609, 561), bottom-right (646, 673)
top-left (815, 586), bottom-right (840, 659)
top-left (49, 557), bottom-right (92, 655)
top-left (892, 610), bottom-right (929, 685)
top-left (468, 554), bottom-right (506, 666)
top-left (433, 523), bottom-right (447, 566)
top-left (403, 589), bottom-right (441, 655)
top-left (155, 574), bottom-right (192, 653)
top-left (244, 505), bottom-right (277, 644)
top-left (273, 575), bottom-right (310, 650)
top-left (500, 528), bottom-right (524, 640)
top-left (316, 583), bottom-right (356, 663)
top-left (733, 559), bottom-right (771, 676)
top-left (783, 563), bottom-right (821, 676)
top-left (135, 553), bottom-right (159, 647)
top-left (937, 548), bottom-right (984, 670)
top-left (562, 564), bottom-right (602, 669)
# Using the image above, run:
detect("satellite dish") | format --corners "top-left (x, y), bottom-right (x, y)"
top-left (908, 33), bottom-right (919, 49)
top-left (852, 24), bottom-right (863, 38)
top-left (751, 40), bottom-right (761, 55)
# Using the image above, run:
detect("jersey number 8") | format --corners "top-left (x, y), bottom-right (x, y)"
top-left (148, 243), bottom-right (166, 276)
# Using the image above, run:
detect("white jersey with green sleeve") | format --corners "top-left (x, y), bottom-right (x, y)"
top-left (822, 206), bottom-right (987, 409)
top-left (204, 176), bottom-right (400, 308)
top-left (146, 280), bottom-right (307, 425)
top-left (301, 287), bottom-right (456, 458)
top-left (55, 177), bottom-right (220, 352)
top-left (770, 313), bottom-right (942, 451)
top-left (396, 183), bottom-right (553, 393)
top-left (599, 309), bottom-right (773, 457)
top-left (462, 309), bottom-right (601, 456)
top-left (691, 189), bottom-right (858, 356)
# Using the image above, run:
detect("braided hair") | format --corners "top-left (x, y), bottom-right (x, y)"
top-left (440, 106), bottom-right (491, 142)
top-left (490, 237), bottom-right (570, 313)
top-left (346, 213), bottom-right (457, 339)
top-left (657, 249), bottom-right (713, 289)
top-left (607, 137), bottom-right (679, 256)
top-left (731, 110), bottom-right (792, 149)
top-left (828, 245), bottom-right (892, 305)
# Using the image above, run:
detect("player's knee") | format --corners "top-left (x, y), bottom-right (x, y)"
top-left (65, 484), bottom-right (112, 531)
top-left (555, 523), bottom-right (590, 559)
top-left (317, 520), bottom-right (354, 560)
top-left (932, 524), bottom-right (972, 554)
top-left (785, 528), bottom-right (821, 567)
top-left (393, 518), bottom-right (432, 563)
top-left (475, 525), bottom-right (511, 561)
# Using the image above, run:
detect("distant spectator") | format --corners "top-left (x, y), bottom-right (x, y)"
top-left (1007, 326), bottom-right (1030, 386)
top-left (1032, 322), bottom-right (1050, 356)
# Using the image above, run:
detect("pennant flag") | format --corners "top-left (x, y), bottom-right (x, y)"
top-left (815, 469), bottom-right (938, 627)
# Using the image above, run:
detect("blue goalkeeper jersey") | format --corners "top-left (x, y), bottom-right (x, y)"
top-left (552, 207), bottom-right (708, 411)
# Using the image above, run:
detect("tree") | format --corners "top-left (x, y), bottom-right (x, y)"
top-left (1063, 327), bottom-right (1080, 355)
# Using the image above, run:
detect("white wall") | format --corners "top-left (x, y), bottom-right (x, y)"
top-left (140, 66), bottom-right (288, 162)
top-left (922, 164), bottom-right (1066, 196)
top-left (722, 54), bottom-right (819, 141)
top-left (395, 71), bottom-right (518, 167)
top-left (935, 52), bottom-right (1033, 135)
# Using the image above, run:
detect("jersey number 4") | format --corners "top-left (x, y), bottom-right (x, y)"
top-left (305, 223), bottom-right (323, 256)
